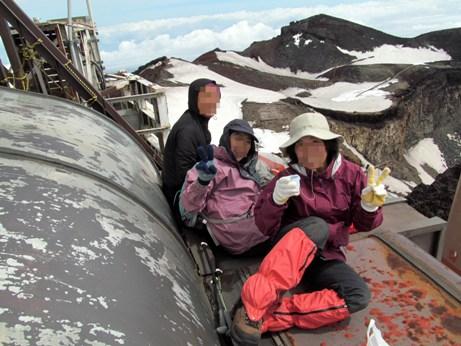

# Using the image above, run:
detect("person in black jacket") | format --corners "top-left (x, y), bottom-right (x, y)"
top-left (162, 78), bottom-right (221, 210)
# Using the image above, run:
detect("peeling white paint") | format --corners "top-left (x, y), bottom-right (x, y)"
top-left (18, 315), bottom-right (43, 324)
top-left (6, 258), bottom-right (24, 267)
top-left (84, 339), bottom-right (111, 346)
top-left (0, 145), bottom-right (211, 343)
top-left (36, 324), bottom-right (82, 346)
top-left (0, 322), bottom-right (31, 345)
top-left (71, 245), bottom-right (98, 263)
top-left (17, 292), bottom-right (34, 299)
top-left (135, 246), bottom-right (203, 329)
top-left (24, 238), bottom-right (48, 252)
top-left (89, 323), bottom-right (125, 344)
top-left (97, 296), bottom-right (109, 309)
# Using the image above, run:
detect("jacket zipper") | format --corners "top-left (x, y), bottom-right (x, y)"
top-left (273, 304), bottom-right (348, 316)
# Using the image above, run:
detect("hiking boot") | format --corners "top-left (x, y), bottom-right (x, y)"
top-left (230, 305), bottom-right (261, 345)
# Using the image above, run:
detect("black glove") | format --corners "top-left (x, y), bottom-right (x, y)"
top-left (196, 145), bottom-right (217, 185)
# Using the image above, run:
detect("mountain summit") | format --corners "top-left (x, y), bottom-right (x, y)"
top-left (241, 14), bottom-right (456, 73)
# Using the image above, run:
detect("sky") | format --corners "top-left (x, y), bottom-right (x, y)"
top-left (1, 0), bottom-right (459, 72)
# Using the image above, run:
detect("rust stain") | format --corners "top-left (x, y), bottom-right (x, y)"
top-left (385, 252), bottom-right (407, 275)
top-left (442, 314), bottom-right (461, 335)
top-left (330, 238), bottom-right (461, 345)
top-left (430, 305), bottom-right (447, 315)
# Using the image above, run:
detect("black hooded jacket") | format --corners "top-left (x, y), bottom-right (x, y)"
top-left (162, 78), bottom-right (218, 207)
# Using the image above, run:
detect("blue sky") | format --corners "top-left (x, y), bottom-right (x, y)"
top-left (3, 0), bottom-right (460, 72)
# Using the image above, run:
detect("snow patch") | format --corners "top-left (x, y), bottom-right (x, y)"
top-left (337, 44), bottom-right (451, 65)
top-left (293, 33), bottom-right (302, 47)
top-left (283, 82), bottom-right (393, 112)
top-left (253, 128), bottom-right (290, 154)
top-left (342, 141), bottom-right (411, 195)
top-left (164, 58), bottom-right (284, 144)
top-left (215, 51), bottom-right (326, 80)
top-left (404, 138), bottom-right (447, 185)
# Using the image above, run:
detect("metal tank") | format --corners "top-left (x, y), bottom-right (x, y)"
top-left (0, 87), bottom-right (220, 345)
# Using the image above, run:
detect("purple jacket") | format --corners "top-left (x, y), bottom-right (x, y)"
top-left (181, 147), bottom-right (269, 254)
top-left (255, 154), bottom-right (383, 261)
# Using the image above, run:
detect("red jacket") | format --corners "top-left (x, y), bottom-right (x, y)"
top-left (255, 154), bottom-right (383, 261)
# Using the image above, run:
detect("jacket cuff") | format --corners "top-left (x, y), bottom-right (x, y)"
top-left (197, 178), bottom-right (211, 186)
top-left (361, 201), bottom-right (379, 213)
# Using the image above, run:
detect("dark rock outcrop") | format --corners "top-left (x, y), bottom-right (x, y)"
top-left (407, 164), bottom-right (461, 221)
top-left (241, 14), bottom-right (455, 73)
top-left (415, 28), bottom-right (461, 61)
top-left (241, 14), bottom-right (404, 73)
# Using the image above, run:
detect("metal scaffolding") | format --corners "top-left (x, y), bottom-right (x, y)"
top-left (0, 0), bottom-right (163, 168)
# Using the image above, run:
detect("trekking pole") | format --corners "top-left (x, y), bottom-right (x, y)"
top-left (199, 242), bottom-right (230, 334)
top-left (214, 268), bottom-right (232, 335)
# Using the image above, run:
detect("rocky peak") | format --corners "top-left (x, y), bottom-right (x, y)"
top-left (242, 14), bottom-right (458, 73)
top-left (281, 14), bottom-right (404, 51)
top-left (415, 28), bottom-right (461, 61)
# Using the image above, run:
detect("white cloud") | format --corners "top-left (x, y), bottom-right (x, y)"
top-left (101, 21), bottom-right (277, 71)
top-left (97, 0), bottom-right (460, 71)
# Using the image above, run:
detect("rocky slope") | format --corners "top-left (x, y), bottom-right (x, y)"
top-left (242, 14), bottom-right (407, 73)
top-left (407, 163), bottom-right (461, 221)
top-left (240, 14), bottom-right (461, 73)
top-left (136, 14), bottom-right (461, 191)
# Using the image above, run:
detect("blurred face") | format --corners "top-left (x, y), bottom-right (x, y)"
top-left (294, 136), bottom-right (327, 171)
top-left (197, 84), bottom-right (220, 117)
top-left (230, 132), bottom-right (252, 162)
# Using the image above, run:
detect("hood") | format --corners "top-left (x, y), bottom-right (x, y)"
top-left (219, 119), bottom-right (258, 163)
top-left (188, 78), bottom-right (219, 116)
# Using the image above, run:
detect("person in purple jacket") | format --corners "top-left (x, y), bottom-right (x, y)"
top-left (180, 119), bottom-right (270, 255)
top-left (231, 112), bottom-right (390, 345)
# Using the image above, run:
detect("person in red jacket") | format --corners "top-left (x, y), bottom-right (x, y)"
top-left (231, 112), bottom-right (390, 345)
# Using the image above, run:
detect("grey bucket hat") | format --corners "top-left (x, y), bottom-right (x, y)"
top-left (279, 112), bottom-right (343, 153)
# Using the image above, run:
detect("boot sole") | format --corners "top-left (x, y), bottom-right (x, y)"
top-left (230, 322), bottom-right (260, 346)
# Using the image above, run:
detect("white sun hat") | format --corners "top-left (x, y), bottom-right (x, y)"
top-left (279, 112), bottom-right (343, 153)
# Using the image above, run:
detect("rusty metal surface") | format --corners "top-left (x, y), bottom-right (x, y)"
top-left (284, 234), bottom-right (461, 346)
top-left (0, 88), bottom-right (220, 345)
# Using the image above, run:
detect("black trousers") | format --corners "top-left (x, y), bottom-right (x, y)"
top-left (209, 215), bottom-right (370, 313)
top-left (266, 216), bottom-right (370, 314)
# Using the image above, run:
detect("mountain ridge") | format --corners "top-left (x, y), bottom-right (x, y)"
top-left (135, 14), bottom-right (461, 193)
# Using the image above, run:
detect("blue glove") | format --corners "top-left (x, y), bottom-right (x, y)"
top-left (196, 145), bottom-right (217, 185)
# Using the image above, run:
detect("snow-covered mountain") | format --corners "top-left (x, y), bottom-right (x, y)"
top-left (133, 14), bottom-right (461, 196)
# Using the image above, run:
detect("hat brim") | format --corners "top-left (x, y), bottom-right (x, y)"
top-left (279, 129), bottom-right (342, 153)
